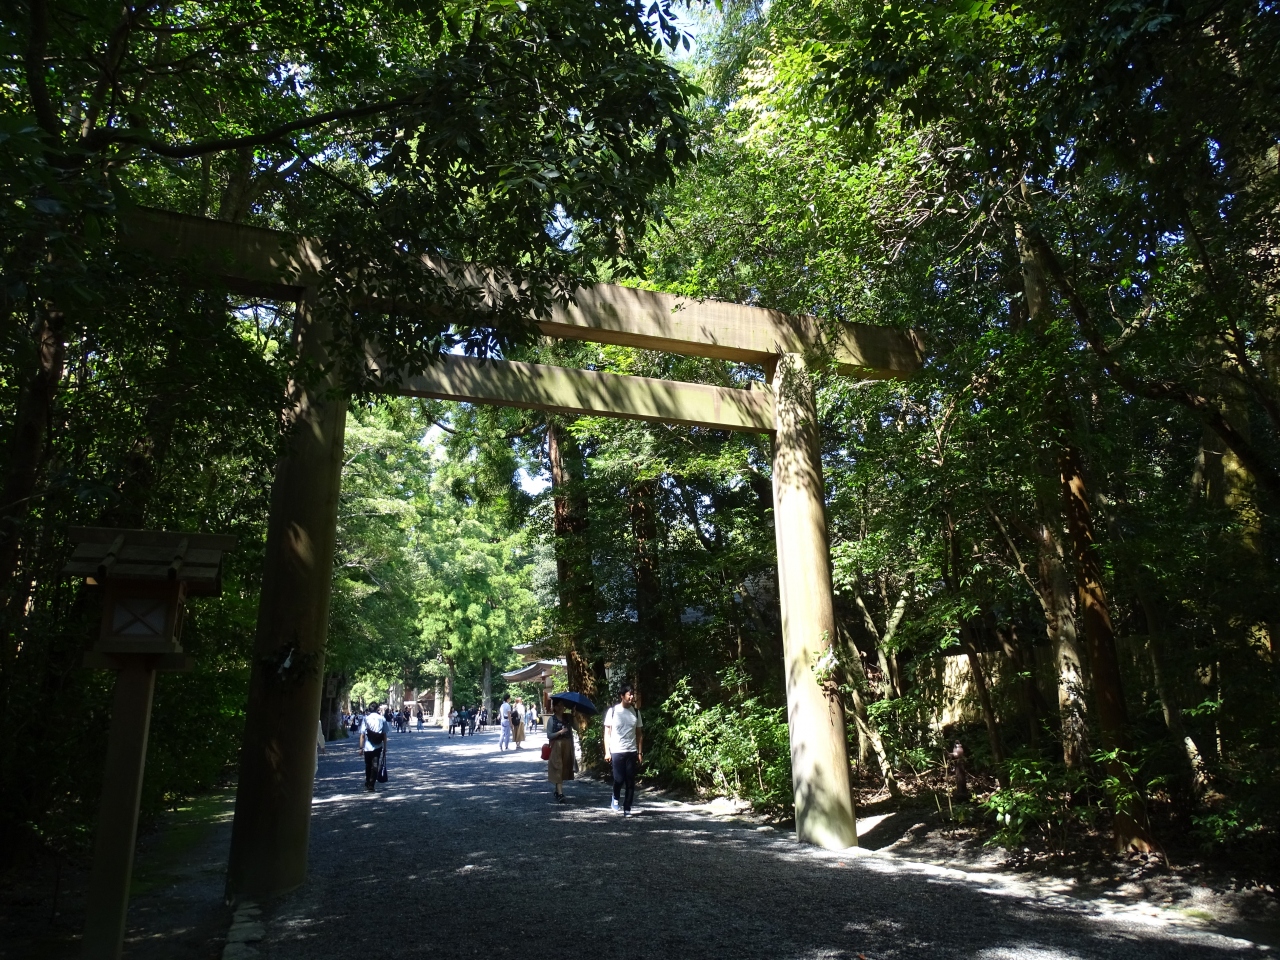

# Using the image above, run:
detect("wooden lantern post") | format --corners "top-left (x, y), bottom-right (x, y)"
top-left (64, 527), bottom-right (235, 960)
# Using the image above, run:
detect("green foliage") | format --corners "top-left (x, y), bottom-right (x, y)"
top-left (633, 0), bottom-right (1280, 859)
top-left (649, 669), bottom-right (793, 813)
top-left (2, 0), bottom-right (688, 858)
top-left (332, 400), bottom-right (538, 703)
top-left (865, 694), bottom-right (936, 770)
top-left (982, 756), bottom-right (1097, 849)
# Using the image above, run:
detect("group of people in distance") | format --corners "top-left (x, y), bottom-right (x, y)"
top-left (448, 705), bottom-right (480, 736)
top-left (341, 706), bottom-right (426, 735)
top-left (351, 685), bottom-right (643, 816)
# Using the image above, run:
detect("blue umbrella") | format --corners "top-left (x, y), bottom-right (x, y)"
top-left (550, 691), bottom-right (598, 715)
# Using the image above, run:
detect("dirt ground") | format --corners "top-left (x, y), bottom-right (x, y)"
top-left (0, 788), bottom-right (236, 960)
top-left (839, 785), bottom-right (1280, 950)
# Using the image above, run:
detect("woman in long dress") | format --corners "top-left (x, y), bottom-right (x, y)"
top-left (511, 700), bottom-right (526, 749)
top-left (545, 700), bottom-right (574, 802)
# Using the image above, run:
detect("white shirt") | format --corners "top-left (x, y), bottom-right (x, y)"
top-left (604, 704), bottom-right (643, 754)
top-left (361, 712), bottom-right (386, 753)
top-left (500, 702), bottom-right (513, 725)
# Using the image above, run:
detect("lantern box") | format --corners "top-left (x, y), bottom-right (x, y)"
top-left (63, 527), bottom-right (237, 660)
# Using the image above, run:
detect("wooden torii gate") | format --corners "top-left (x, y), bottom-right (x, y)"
top-left (123, 209), bottom-right (921, 900)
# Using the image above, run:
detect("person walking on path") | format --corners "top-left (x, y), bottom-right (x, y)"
top-left (511, 698), bottom-right (526, 750)
top-left (360, 702), bottom-right (388, 793)
top-left (604, 684), bottom-right (643, 815)
top-left (499, 693), bottom-right (514, 751)
top-left (545, 699), bottom-right (575, 803)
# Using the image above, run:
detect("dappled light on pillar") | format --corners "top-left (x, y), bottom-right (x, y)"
top-left (771, 352), bottom-right (858, 851)
top-left (225, 299), bottom-right (349, 901)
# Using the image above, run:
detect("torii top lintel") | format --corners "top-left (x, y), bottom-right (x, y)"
top-left (122, 208), bottom-right (922, 379)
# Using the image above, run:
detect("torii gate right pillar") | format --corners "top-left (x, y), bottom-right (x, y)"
top-left (771, 352), bottom-right (858, 849)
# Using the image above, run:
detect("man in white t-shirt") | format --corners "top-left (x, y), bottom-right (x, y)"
top-left (359, 702), bottom-right (388, 792)
top-left (499, 693), bottom-right (514, 751)
top-left (603, 684), bottom-right (644, 816)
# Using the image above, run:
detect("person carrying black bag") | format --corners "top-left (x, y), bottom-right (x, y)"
top-left (360, 702), bottom-right (388, 792)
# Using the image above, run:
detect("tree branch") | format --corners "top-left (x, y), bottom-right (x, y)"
top-left (82, 3), bottom-right (143, 136)
top-left (987, 507), bottom-right (1050, 615)
top-left (854, 593), bottom-right (881, 644)
top-left (301, 157), bottom-right (376, 207)
top-left (81, 96), bottom-right (411, 158)
top-left (25, 0), bottom-right (61, 137)
top-left (675, 481), bottom-right (715, 551)
top-left (1024, 228), bottom-right (1280, 502)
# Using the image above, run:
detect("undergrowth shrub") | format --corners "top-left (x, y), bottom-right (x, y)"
top-left (981, 755), bottom-right (1098, 849)
top-left (865, 693), bottom-right (937, 774)
top-left (648, 670), bottom-right (792, 813)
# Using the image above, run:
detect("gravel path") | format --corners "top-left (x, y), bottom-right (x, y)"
top-left (235, 725), bottom-right (1273, 960)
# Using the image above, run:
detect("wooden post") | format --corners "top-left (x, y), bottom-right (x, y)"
top-left (82, 658), bottom-right (157, 960)
top-left (63, 528), bottom-right (229, 958)
top-left (771, 352), bottom-right (858, 850)
top-left (225, 300), bottom-right (348, 901)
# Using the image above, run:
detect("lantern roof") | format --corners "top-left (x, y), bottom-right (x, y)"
top-left (63, 527), bottom-right (237, 596)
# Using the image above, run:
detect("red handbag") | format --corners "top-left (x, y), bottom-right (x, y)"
top-left (540, 742), bottom-right (552, 761)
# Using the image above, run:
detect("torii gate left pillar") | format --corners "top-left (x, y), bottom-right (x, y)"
top-left (225, 299), bottom-right (348, 901)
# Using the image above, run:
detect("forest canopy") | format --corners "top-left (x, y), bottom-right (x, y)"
top-left (2, 0), bottom-right (1278, 870)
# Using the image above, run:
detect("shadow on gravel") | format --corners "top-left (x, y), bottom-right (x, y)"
top-left (256, 730), bottom-right (1275, 960)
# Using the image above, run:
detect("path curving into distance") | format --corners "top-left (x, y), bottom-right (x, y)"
top-left (227, 725), bottom-right (1269, 960)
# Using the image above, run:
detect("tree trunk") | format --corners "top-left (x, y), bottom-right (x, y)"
top-left (942, 510), bottom-right (1006, 782)
top-left (1034, 518), bottom-right (1091, 768)
top-left (321, 673), bottom-right (347, 740)
top-left (0, 306), bottom-right (66, 608)
top-left (547, 417), bottom-right (598, 731)
top-left (959, 621), bottom-right (1007, 782)
top-left (850, 592), bottom-right (907, 795)
top-left (835, 621), bottom-right (872, 768)
top-left (856, 592), bottom-right (904, 700)
top-left (482, 659), bottom-right (492, 723)
top-left (991, 615), bottom-right (1040, 749)
top-left (629, 478), bottom-right (664, 709)
top-left (1059, 443), bottom-right (1156, 852)
top-left (836, 622), bottom-right (900, 797)
top-left (1018, 214), bottom-right (1155, 851)
top-left (441, 668), bottom-right (454, 724)
top-left (1016, 220), bottom-right (1093, 771)
top-left (1135, 583), bottom-right (1207, 791)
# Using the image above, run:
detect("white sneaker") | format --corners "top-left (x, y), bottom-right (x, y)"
top-left (611, 799), bottom-right (621, 813)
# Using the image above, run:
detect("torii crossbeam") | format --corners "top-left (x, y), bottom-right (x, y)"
top-left (119, 209), bottom-right (921, 900)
